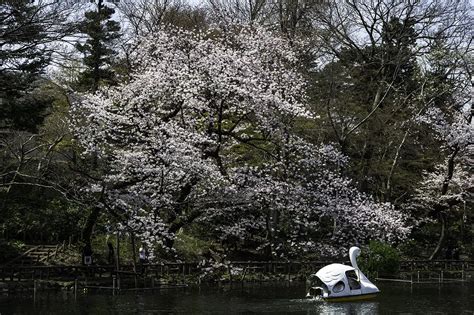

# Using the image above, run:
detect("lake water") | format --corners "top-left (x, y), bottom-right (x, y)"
top-left (0, 282), bottom-right (473, 314)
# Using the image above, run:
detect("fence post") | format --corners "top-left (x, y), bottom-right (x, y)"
top-left (182, 263), bottom-right (186, 284)
top-left (34, 279), bottom-right (37, 300)
top-left (287, 262), bottom-right (291, 282)
top-left (74, 277), bottom-right (77, 300)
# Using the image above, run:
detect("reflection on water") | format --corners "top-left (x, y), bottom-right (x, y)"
top-left (291, 297), bottom-right (378, 314)
top-left (315, 301), bottom-right (378, 315)
top-left (0, 282), bottom-right (473, 314)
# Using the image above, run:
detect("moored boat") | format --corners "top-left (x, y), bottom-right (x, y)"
top-left (306, 246), bottom-right (380, 301)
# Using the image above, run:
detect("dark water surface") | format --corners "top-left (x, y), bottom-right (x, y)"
top-left (0, 282), bottom-right (473, 314)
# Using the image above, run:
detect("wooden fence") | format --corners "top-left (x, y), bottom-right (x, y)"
top-left (1, 259), bottom-right (472, 283)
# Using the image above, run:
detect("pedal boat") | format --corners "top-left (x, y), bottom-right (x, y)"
top-left (306, 246), bottom-right (379, 302)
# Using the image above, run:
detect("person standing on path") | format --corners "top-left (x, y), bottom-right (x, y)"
top-left (107, 242), bottom-right (115, 265)
top-left (139, 244), bottom-right (147, 274)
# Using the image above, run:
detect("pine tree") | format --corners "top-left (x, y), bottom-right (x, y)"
top-left (1, 0), bottom-right (58, 131)
top-left (76, 0), bottom-right (121, 92)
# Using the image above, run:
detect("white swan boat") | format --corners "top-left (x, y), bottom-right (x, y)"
top-left (306, 246), bottom-right (380, 302)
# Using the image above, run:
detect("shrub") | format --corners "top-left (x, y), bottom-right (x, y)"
top-left (359, 241), bottom-right (400, 276)
top-left (0, 240), bottom-right (25, 264)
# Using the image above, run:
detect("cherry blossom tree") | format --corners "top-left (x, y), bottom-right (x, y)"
top-left (202, 140), bottom-right (409, 258)
top-left (412, 105), bottom-right (473, 259)
top-left (71, 24), bottom-right (409, 259)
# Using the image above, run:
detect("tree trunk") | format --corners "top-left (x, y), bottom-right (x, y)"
top-left (429, 213), bottom-right (446, 260)
top-left (429, 146), bottom-right (459, 260)
top-left (264, 208), bottom-right (274, 259)
top-left (116, 231), bottom-right (120, 271)
top-left (130, 232), bottom-right (137, 273)
top-left (164, 209), bottom-right (202, 249)
top-left (81, 206), bottom-right (101, 248)
top-left (359, 140), bottom-right (374, 193)
top-left (386, 129), bottom-right (409, 201)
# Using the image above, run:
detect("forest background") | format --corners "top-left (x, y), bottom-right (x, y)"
top-left (0, 0), bottom-right (472, 267)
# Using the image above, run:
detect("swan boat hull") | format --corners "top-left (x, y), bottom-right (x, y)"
top-left (323, 292), bottom-right (379, 302)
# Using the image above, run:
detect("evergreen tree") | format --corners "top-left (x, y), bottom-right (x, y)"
top-left (309, 17), bottom-right (426, 202)
top-left (0, 0), bottom-right (63, 132)
top-left (76, 0), bottom-right (121, 92)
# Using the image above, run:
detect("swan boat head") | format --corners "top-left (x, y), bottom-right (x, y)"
top-left (306, 246), bottom-right (380, 301)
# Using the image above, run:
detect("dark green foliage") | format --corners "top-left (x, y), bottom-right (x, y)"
top-left (75, 0), bottom-right (121, 92)
top-left (359, 241), bottom-right (401, 276)
top-left (380, 18), bottom-right (417, 84)
top-left (0, 77), bottom-right (57, 132)
top-left (0, 240), bottom-right (25, 264)
top-left (0, 1), bottom-right (52, 73)
top-left (0, 1), bottom-right (54, 131)
top-left (1, 187), bottom-right (84, 243)
top-left (307, 16), bottom-right (443, 203)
